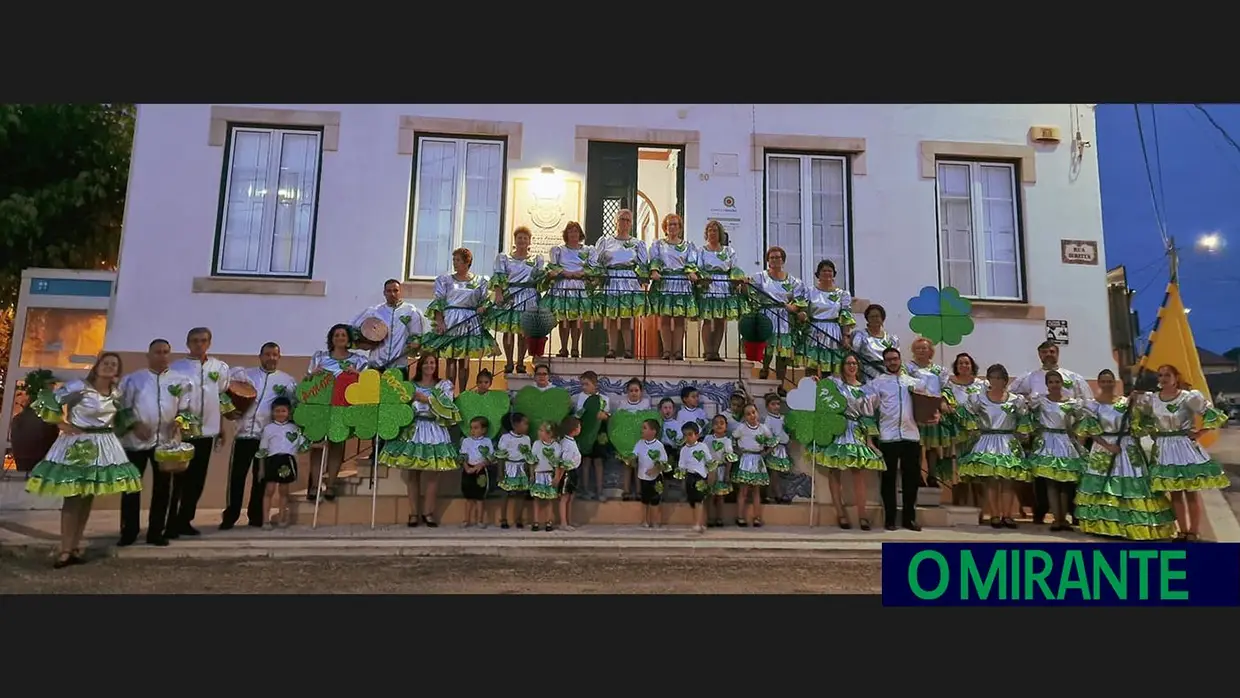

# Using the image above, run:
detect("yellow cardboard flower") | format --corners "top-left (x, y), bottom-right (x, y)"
top-left (344, 369), bottom-right (382, 405)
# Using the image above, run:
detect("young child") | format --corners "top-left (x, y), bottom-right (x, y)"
top-left (459, 416), bottom-right (494, 528)
top-left (256, 397), bottom-right (308, 529)
top-left (529, 421), bottom-right (562, 531)
top-left (496, 412), bottom-right (534, 529)
top-left (679, 386), bottom-right (709, 434)
top-left (704, 413), bottom-right (737, 528)
top-left (733, 403), bottom-right (775, 527)
top-left (573, 371), bottom-right (611, 501)
top-left (531, 363), bottom-right (554, 391)
top-left (657, 397), bottom-right (685, 501)
top-left (556, 416), bottom-right (583, 530)
top-left (763, 393), bottom-right (792, 504)
top-left (636, 418), bottom-right (670, 528)
top-left (725, 390), bottom-right (747, 434)
top-left (677, 422), bottom-right (713, 533)
top-left (616, 377), bottom-right (653, 501)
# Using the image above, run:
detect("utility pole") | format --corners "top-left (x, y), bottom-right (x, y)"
top-left (1167, 235), bottom-right (1179, 283)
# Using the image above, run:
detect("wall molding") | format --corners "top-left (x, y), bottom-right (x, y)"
top-left (573, 125), bottom-right (701, 169)
top-left (751, 134), bottom-right (867, 174)
top-left (919, 140), bottom-right (1037, 183)
top-left (192, 277), bottom-right (326, 297)
top-left (398, 116), bottom-right (523, 159)
top-left (208, 106), bottom-right (341, 150)
top-left (970, 301), bottom-right (1047, 321)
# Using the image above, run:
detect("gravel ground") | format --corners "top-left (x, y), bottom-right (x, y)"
top-left (1, 555), bottom-right (881, 594)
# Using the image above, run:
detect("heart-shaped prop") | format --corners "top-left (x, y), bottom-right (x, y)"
top-left (607, 409), bottom-right (662, 462)
top-left (576, 394), bottom-right (604, 453)
top-left (457, 389), bottom-right (511, 440)
top-left (513, 386), bottom-right (572, 434)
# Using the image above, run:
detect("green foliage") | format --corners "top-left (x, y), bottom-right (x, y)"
top-left (783, 378), bottom-right (848, 447)
top-left (513, 386), bottom-right (571, 435)
top-left (457, 389), bottom-right (510, 440)
top-left (607, 409), bottom-right (661, 459)
top-left (738, 313), bottom-right (773, 343)
top-left (0, 104), bottom-right (135, 308)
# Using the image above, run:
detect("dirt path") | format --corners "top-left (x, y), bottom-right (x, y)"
top-left (1, 555), bottom-right (882, 594)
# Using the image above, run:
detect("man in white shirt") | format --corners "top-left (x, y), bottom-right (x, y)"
top-left (865, 347), bottom-right (938, 532)
top-left (116, 338), bottom-right (194, 547)
top-left (167, 327), bottom-right (234, 538)
top-left (220, 341), bottom-right (299, 530)
top-left (351, 279), bottom-right (427, 372)
top-left (1009, 340), bottom-right (1090, 525)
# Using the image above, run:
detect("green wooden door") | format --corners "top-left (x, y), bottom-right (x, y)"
top-left (583, 142), bottom-right (639, 358)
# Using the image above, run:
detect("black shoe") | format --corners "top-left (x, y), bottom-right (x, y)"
top-left (117, 534), bottom-right (137, 547)
top-left (146, 536), bottom-right (169, 547)
top-left (859, 519), bottom-right (872, 532)
top-left (247, 519), bottom-right (264, 528)
top-left (902, 521), bottom-right (922, 532)
top-left (885, 523), bottom-right (898, 531)
top-left (1002, 518), bottom-right (1019, 529)
top-left (164, 529), bottom-right (180, 540)
top-left (180, 524), bottom-right (201, 537)
top-left (218, 519), bottom-right (236, 531)
top-left (531, 523), bottom-right (541, 531)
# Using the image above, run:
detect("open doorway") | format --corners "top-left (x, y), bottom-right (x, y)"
top-left (583, 142), bottom-right (685, 358)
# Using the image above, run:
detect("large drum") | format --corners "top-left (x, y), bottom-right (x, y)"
top-left (912, 391), bottom-right (942, 425)
top-left (355, 317), bottom-right (389, 350)
top-left (224, 381), bottom-right (258, 420)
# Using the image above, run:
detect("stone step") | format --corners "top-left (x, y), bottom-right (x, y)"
top-left (289, 495), bottom-right (979, 529)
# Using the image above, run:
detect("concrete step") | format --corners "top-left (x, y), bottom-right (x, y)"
top-left (289, 495), bottom-right (980, 529)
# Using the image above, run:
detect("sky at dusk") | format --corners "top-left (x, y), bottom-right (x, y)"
top-left (1096, 104), bottom-right (1240, 355)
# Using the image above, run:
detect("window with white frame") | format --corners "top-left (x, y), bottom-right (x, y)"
top-left (935, 160), bottom-right (1024, 301)
top-left (215, 126), bottom-right (323, 277)
top-left (764, 152), bottom-right (851, 289)
top-left (408, 136), bottom-right (505, 278)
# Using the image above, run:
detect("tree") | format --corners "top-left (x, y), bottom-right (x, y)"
top-left (1225, 347), bottom-right (1240, 364)
top-left (0, 104), bottom-right (135, 308)
top-left (0, 305), bottom-right (11, 401)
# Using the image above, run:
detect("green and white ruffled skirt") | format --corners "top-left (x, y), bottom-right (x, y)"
top-left (25, 431), bottom-right (143, 498)
top-left (378, 420), bottom-right (459, 471)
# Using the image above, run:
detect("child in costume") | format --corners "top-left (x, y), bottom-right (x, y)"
top-left (459, 416), bottom-right (494, 528)
top-left (496, 412), bottom-right (534, 529)
top-left (556, 416), bottom-right (583, 530)
top-left (636, 419), bottom-right (670, 529)
top-left (763, 393), bottom-right (792, 503)
top-left (732, 402), bottom-right (776, 527)
top-left (572, 370), bottom-right (611, 501)
top-left (703, 414), bottom-right (737, 528)
top-left (657, 397), bottom-right (685, 501)
top-left (676, 422), bottom-right (713, 533)
top-left (615, 378), bottom-right (653, 501)
top-left (255, 397), bottom-right (308, 529)
top-left (530, 421), bottom-right (562, 531)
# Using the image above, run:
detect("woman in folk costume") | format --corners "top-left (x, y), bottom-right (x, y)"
top-left (25, 353), bottom-right (143, 568)
top-left (941, 352), bottom-right (989, 523)
top-left (588, 208), bottom-right (649, 359)
top-left (750, 246), bottom-right (807, 384)
top-left (646, 213), bottom-right (698, 360)
top-left (1072, 369), bottom-right (1176, 541)
top-left (422, 247), bottom-right (499, 394)
top-left (850, 303), bottom-right (899, 383)
top-left (814, 353), bottom-right (884, 531)
top-left (305, 323), bottom-right (372, 501)
top-left (488, 226), bottom-right (546, 374)
top-left (957, 363), bottom-right (1032, 529)
top-left (695, 219), bottom-right (749, 361)
top-left (1026, 369), bottom-right (1089, 532)
top-left (542, 221), bottom-right (594, 359)
top-left (797, 259), bottom-right (854, 375)
top-left (378, 354), bottom-right (461, 528)
top-left (905, 338), bottom-right (950, 487)
top-left (1131, 364), bottom-right (1230, 541)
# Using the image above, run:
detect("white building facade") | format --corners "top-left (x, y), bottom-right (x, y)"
top-left (105, 103), bottom-right (1112, 377)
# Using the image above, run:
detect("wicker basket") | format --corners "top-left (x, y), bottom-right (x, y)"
top-left (154, 444), bottom-right (195, 474)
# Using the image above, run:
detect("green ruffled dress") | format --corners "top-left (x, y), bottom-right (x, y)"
top-left (956, 392), bottom-right (1032, 481)
top-left (1026, 394), bottom-right (1087, 483)
top-left (588, 236), bottom-right (649, 318)
top-left (1073, 398), bottom-right (1176, 540)
top-left (748, 271), bottom-right (807, 360)
top-left (797, 287), bottom-right (855, 374)
top-left (378, 381), bottom-right (461, 471)
top-left (540, 244), bottom-right (596, 321)
top-left (421, 273), bottom-right (499, 359)
top-left (647, 239), bottom-right (700, 318)
top-left (905, 361), bottom-right (953, 449)
top-left (813, 379), bottom-right (885, 471)
top-left (695, 245), bottom-right (749, 320)
top-left (24, 381), bottom-right (143, 498)
top-left (485, 252), bottom-right (545, 335)
top-left (1135, 390), bottom-right (1231, 492)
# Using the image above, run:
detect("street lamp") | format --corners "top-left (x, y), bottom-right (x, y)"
top-left (1195, 232), bottom-right (1225, 253)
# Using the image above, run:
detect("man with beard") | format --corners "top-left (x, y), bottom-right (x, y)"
top-left (865, 347), bottom-right (940, 532)
top-left (1009, 340), bottom-right (1091, 525)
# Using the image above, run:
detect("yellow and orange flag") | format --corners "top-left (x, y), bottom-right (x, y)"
top-left (1137, 280), bottom-right (1218, 448)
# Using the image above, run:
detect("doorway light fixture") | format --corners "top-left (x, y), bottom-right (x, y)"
top-left (533, 165), bottom-right (564, 199)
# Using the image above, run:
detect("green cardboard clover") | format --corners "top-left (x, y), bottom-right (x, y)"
top-left (576, 394), bottom-right (604, 453)
top-left (339, 368), bottom-right (416, 441)
top-left (294, 370), bottom-right (351, 443)
top-left (607, 409), bottom-right (661, 463)
top-left (782, 377), bottom-right (848, 447)
top-left (457, 389), bottom-right (510, 440)
top-left (907, 286), bottom-right (974, 346)
top-left (513, 386), bottom-right (572, 434)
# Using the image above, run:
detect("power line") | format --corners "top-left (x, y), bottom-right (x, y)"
top-left (1182, 105), bottom-right (1240, 177)
top-left (1133, 105), bottom-right (1170, 248)
top-left (1150, 105), bottom-right (1167, 223)
top-left (1192, 104), bottom-right (1240, 158)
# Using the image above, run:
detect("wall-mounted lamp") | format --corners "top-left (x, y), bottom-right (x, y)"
top-left (533, 165), bottom-right (564, 200)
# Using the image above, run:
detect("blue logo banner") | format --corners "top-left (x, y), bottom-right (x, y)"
top-left (882, 543), bottom-right (1240, 606)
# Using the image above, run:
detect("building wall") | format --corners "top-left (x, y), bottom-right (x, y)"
top-left (106, 103), bottom-right (1112, 378)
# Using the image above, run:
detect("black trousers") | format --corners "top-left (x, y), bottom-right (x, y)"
top-left (121, 448), bottom-right (173, 540)
top-left (879, 440), bottom-right (921, 526)
top-left (222, 437), bottom-right (264, 524)
top-left (168, 436), bottom-right (214, 531)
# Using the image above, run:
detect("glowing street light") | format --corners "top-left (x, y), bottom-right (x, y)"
top-left (1195, 232), bottom-right (1225, 253)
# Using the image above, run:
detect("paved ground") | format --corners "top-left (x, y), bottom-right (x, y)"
top-left (0, 554), bottom-right (882, 594)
